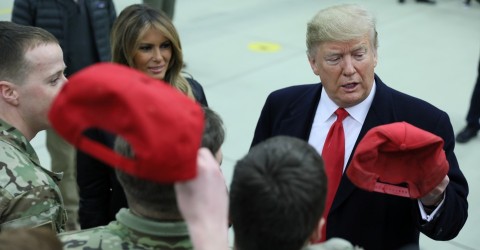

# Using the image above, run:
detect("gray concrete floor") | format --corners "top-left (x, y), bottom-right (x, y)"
top-left (1, 0), bottom-right (479, 249)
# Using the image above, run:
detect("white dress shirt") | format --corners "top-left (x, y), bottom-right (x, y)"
top-left (307, 81), bottom-right (440, 221)
top-left (308, 82), bottom-right (376, 172)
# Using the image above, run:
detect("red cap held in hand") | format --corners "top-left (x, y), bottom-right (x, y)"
top-left (346, 122), bottom-right (449, 198)
top-left (49, 63), bottom-right (204, 183)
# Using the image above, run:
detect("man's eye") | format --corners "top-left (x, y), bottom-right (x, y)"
top-left (354, 53), bottom-right (365, 59)
top-left (50, 78), bottom-right (59, 85)
top-left (326, 57), bottom-right (340, 64)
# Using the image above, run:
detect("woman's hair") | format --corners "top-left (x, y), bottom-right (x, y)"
top-left (306, 4), bottom-right (378, 58)
top-left (111, 4), bottom-right (193, 98)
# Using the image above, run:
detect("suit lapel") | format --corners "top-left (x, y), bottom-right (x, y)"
top-left (278, 85), bottom-right (323, 140)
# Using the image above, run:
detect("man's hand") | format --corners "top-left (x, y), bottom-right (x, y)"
top-left (420, 175), bottom-right (449, 207)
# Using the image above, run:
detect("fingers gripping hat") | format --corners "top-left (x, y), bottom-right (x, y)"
top-left (48, 63), bottom-right (204, 183)
top-left (346, 122), bottom-right (449, 198)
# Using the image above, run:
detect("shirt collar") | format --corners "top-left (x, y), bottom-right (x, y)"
top-left (319, 80), bottom-right (377, 124)
top-left (116, 208), bottom-right (190, 237)
top-left (0, 118), bottom-right (40, 166)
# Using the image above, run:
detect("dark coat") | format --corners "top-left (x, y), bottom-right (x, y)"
top-left (251, 75), bottom-right (469, 250)
top-left (12, 0), bottom-right (116, 66)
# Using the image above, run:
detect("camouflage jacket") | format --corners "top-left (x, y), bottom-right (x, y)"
top-left (0, 120), bottom-right (66, 232)
top-left (60, 208), bottom-right (193, 249)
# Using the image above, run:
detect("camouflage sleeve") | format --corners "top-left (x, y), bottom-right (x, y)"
top-left (59, 228), bottom-right (105, 249)
top-left (0, 185), bottom-right (67, 233)
top-left (0, 141), bottom-right (67, 233)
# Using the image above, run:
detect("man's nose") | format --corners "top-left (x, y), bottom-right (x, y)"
top-left (342, 56), bottom-right (356, 76)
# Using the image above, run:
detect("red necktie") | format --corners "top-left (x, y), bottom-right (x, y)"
top-left (319, 108), bottom-right (348, 242)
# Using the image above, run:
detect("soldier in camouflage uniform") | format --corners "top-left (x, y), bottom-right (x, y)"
top-left (0, 21), bottom-right (67, 232)
top-left (52, 63), bottom-right (229, 249)
top-left (59, 136), bottom-right (194, 249)
top-left (59, 107), bottom-right (226, 249)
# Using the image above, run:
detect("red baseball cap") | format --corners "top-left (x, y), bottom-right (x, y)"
top-left (346, 122), bottom-right (449, 198)
top-left (48, 63), bottom-right (204, 183)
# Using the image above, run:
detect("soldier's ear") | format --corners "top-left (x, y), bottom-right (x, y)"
top-left (0, 81), bottom-right (20, 106)
top-left (309, 217), bottom-right (325, 243)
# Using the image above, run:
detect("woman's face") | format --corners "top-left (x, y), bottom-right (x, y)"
top-left (132, 27), bottom-right (172, 80)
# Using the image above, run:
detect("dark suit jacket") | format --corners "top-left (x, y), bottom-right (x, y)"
top-left (251, 75), bottom-right (468, 250)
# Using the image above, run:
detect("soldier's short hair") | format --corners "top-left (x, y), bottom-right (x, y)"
top-left (230, 136), bottom-right (327, 250)
top-left (201, 107), bottom-right (225, 156)
top-left (114, 136), bottom-right (180, 219)
top-left (0, 21), bottom-right (58, 84)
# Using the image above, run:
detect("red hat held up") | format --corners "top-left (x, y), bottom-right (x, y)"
top-left (346, 122), bottom-right (449, 198)
top-left (48, 63), bottom-right (204, 183)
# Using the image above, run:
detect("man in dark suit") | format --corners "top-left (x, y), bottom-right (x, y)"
top-left (251, 4), bottom-right (468, 250)
top-left (456, 57), bottom-right (480, 143)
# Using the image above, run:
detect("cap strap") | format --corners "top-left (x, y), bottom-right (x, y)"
top-left (374, 182), bottom-right (410, 198)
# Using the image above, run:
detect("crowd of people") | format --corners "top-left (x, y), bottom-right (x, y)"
top-left (0, 1), bottom-right (472, 250)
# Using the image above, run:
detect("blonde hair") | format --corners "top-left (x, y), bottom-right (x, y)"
top-left (306, 4), bottom-right (378, 58)
top-left (111, 4), bottom-right (193, 98)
